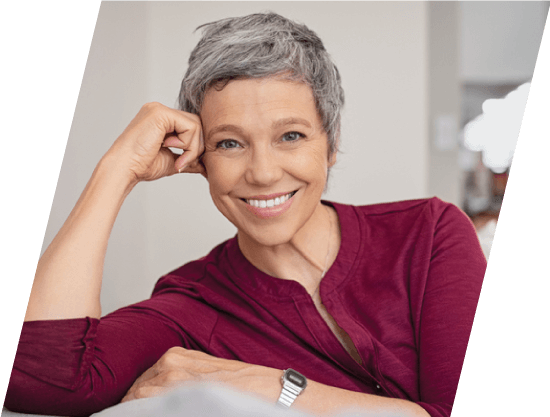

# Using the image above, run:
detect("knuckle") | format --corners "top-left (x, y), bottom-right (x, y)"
top-left (187, 114), bottom-right (203, 131)
top-left (143, 101), bottom-right (163, 111)
top-left (186, 112), bottom-right (201, 124)
top-left (160, 347), bottom-right (184, 366)
top-left (142, 102), bottom-right (166, 120)
top-left (164, 370), bottom-right (183, 382)
top-left (165, 346), bottom-right (185, 357)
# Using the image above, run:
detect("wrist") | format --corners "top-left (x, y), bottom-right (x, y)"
top-left (97, 150), bottom-right (140, 195)
top-left (277, 369), bottom-right (308, 409)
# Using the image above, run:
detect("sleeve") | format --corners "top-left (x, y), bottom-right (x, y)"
top-left (415, 203), bottom-right (486, 417)
top-left (4, 293), bottom-right (198, 417)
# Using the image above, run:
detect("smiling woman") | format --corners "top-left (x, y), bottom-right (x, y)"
top-left (5, 12), bottom-right (485, 417)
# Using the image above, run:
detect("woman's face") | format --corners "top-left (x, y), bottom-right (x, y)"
top-left (200, 78), bottom-right (335, 248)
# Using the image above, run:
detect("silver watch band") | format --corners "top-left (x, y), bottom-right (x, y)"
top-left (277, 369), bottom-right (307, 408)
top-left (277, 380), bottom-right (303, 407)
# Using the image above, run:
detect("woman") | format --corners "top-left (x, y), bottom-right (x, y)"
top-left (6, 12), bottom-right (485, 417)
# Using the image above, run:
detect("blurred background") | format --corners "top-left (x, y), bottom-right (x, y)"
top-left (41, 2), bottom-right (548, 315)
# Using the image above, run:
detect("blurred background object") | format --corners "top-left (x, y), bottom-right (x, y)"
top-left (458, 2), bottom-right (548, 258)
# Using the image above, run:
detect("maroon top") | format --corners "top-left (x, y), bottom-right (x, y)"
top-left (5, 198), bottom-right (486, 417)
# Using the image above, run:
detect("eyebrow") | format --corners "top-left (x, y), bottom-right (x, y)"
top-left (272, 117), bottom-right (312, 129)
top-left (206, 117), bottom-right (313, 140)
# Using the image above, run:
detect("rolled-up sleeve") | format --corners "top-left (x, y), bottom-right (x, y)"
top-left (5, 298), bottom-right (192, 416)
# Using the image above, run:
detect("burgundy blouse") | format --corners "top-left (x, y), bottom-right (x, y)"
top-left (5, 198), bottom-right (486, 417)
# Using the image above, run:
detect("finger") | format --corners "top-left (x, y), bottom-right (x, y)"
top-left (170, 108), bottom-right (202, 137)
top-left (179, 158), bottom-right (206, 176)
top-left (142, 103), bottom-right (201, 152)
top-left (174, 126), bottom-right (203, 173)
top-left (162, 134), bottom-right (184, 149)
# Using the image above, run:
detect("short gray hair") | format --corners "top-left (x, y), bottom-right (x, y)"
top-left (178, 12), bottom-right (345, 156)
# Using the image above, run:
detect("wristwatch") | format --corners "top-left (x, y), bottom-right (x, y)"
top-left (276, 368), bottom-right (308, 408)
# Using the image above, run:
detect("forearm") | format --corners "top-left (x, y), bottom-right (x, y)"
top-left (123, 348), bottom-right (432, 417)
top-left (25, 152), bottom-right (137, 321)
top-left (293, 379), bottom-right (429, 417)
top-left (238, 367), bottom-right (430, 417)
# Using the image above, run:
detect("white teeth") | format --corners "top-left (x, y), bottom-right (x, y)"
top-left (246, 192), bottom-right (294, 208)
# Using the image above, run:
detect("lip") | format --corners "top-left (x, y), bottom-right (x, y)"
top-left (241, 191), bottom-right (293, 200)
top-left (242, 190), bottom-right (298, 219)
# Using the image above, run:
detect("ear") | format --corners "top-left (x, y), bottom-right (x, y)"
top-left (328, 151), bottom-right (337, 168)
top-left (328, 136), bottom-right (339, 168)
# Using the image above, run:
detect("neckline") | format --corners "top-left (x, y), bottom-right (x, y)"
top-left (223, 201), bottom-right (363, 301)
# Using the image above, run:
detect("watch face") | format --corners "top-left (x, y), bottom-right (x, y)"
top-left (285, 369), bottom-right (307, 388)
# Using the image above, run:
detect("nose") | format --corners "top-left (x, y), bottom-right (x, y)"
top-left (244, 145), bottom-right (284, 186)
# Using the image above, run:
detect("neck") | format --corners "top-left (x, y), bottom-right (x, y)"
top-left (238, 202), bottom-right (341, 295)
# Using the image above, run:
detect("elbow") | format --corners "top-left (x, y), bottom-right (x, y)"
top-left (415, 401), bottom-right (452, 417)
top-left (5, 369), bottom-right (120, 417)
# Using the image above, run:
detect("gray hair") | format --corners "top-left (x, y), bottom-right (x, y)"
top-left (178, 12), bottom-right (345, 156)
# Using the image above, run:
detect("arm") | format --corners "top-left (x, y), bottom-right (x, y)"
top-left (6, 103), bottom-right (206, 414)
top-left (122, 348), bottom-right (429, 417)
top-left (24, 102), bottom-right (204, 321)
top-left (25, 154), bottom-right (135, 320)
top-left (294, 380), bottom-right (428, 417)
top-left (7, 304), bottom-right (190, 415)
top-left (414, 203), bottom-right (486, 417)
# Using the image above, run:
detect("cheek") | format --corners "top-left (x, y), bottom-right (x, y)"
top-left (203, 156), bottom-right (241, 196)
top-left (289, 146), bottom-right (329, 183)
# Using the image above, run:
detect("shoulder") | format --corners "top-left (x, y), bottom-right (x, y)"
top-left (329, 197), bottom-right (483, 264)
top-left (332, 197), bottom-right (472, 231)
top-left (342, 197), bottom-right (485, 266)
top-left (353, 196), bottom-right (460, 218)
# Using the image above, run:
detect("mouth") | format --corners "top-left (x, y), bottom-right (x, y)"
top-left (241, 190), bottom-right (298, 208)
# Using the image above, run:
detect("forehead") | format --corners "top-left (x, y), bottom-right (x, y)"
top-left (200, 78), bottom-right (322, 134)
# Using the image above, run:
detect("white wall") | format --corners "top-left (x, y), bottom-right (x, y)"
top-left (460, 2), bottom-right (548, 84)
top-left (43, 2), bottom-right (432, 315)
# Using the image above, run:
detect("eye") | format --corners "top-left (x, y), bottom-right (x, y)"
top-left (281, 131), bottom-right (305, 142)
top-left (216, 139), bottom-right (242, 149)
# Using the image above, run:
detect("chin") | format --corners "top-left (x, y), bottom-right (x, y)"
top-left (214, 190), bottom-right (320, 249)
top-left (239, 229), bottom-right (294, 248)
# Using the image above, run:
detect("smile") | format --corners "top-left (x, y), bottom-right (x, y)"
top-left (241, 191), bottom-right (298, 219)
top-left (244, 191), bottom-right (297, 208)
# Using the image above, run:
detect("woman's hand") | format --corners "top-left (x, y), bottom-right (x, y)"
top-left (107, 102), bottom-right (205, 184)
top-left (121, 347), bottom-right (281, 403)
top-left (121, 348), bottom-right (431, 417)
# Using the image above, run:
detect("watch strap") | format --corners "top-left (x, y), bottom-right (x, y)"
top-left (277, 369), bottom-right (307, 408)
top-left (278, 380), bottom-right (303, 407)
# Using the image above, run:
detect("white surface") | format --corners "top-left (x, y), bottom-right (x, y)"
top-left (1, 384), bottom-right (398, 417)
